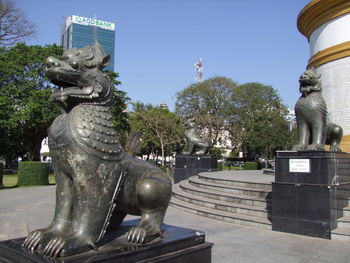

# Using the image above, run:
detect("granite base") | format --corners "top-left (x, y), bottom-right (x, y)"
top-left (173, 155), bottom-right (217, 183)
top-left (272, 151), bottom-right (350, 239)
top-left (0, 220), bottom-right (213, 263)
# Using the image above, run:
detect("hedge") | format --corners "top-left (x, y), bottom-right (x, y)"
top-left (17, 162), bottom-right (49, 186)
top-left (244, 161), bottom-right (262, 170)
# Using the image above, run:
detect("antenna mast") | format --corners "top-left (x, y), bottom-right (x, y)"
top-left (194, 58), bottom-right (204, 83)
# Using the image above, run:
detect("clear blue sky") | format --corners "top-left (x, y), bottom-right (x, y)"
top-left (17, 0), bottom-right (310, 110)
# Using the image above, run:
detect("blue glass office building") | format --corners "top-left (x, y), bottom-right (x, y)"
top-left (61, 15), bottom-right (115, 71)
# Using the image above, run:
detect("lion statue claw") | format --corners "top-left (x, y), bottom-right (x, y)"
top-left (292, 68), bottom-right (343, 152)
top-left (22, 43), bottom-right (172, 257)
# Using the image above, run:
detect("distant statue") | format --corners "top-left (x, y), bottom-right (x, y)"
top-left (181, 118), bottom-right (210, 155)
top-left (22, 43), bottom-right (172, 257)
top-left (292, 68), bottom-right (342, 152)
top-left (124, 132), bottom-right (142, 157)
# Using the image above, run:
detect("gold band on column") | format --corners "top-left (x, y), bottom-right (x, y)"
top-left (298, 0), bottom-right (350, 40)
top-left (307, 41), bottom-right (350, 68)
top-left (340, 135), bottom-right (350, 152)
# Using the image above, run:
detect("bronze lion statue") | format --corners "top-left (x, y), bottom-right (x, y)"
top-left (22, 43), bottom-right (172, 257)
top-left (292, 68), bottom-right (342, 152)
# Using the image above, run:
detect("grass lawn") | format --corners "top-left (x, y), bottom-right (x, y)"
top-left (2, 173), bottom-right (56, 189)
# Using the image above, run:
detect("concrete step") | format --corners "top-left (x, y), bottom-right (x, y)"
top-left (189, 176), bottom-right (271, 198)
top-left (331, 227), bottom-right (350, 240)
top-left (179, 180), bottom-right (270, 208)
top-left (337, 216), bottom-right (350, 229)
top-left (337, 206), bottom-right (350, 217)
top-left (335, 198), bottom-right (350, 208)
top-left (170, 196), bottom-right (272, 230)
top-left (172, 184), bottom-right (271, 218)
top-left (198, 173), bottom-right (272, 191)
top-left (330, 205), bottom-right (350, 220)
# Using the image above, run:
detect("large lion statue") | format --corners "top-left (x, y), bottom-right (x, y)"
top-left (292, 68), bottom-right (342, 152)
top-left (22, 43), bottom-right (172, 257)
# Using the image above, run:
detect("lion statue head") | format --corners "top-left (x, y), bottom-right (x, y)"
top-left (45, 42), bottom-right (111, 106)
top-left (299, 68), bottom-right (321, 95)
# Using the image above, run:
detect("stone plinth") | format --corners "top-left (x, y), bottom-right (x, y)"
top-left (0, 220), bottom-right (213, 263)
top-left (272, 151), bottom-right (350, 239)
top-left (173, 155), bottom-right (217, 183)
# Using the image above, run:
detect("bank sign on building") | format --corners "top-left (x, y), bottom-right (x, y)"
top-left (61, 15), bottom-right (116, 71)
top-left (71, 15), bottom-right (115, 31)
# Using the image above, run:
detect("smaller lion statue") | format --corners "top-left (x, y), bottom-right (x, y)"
top-left (292, 68), bottom-right (342, 152)
top-left (181, 118), bottom-right (210, 155)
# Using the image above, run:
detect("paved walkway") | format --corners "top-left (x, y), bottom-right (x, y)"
top-left (1, 182), bottom-right (350, 262)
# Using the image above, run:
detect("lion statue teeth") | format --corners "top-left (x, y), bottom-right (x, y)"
top-left (292, 68), bottom-right (343, 152)
top-left (22, 43), bottom-right (172, 257)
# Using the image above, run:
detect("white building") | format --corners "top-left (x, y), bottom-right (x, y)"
top-left (286, 109), bottom-right (296, 131)
top-left (40, 138), bottom-right (51, 162)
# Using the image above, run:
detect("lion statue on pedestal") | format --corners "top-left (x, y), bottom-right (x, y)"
top-left (22, 43), bottom-right (172, 257)
top-left (292, 68), bottom-right (342, 152)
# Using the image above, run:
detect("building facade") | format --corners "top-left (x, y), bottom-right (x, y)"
top-left (286, 109), bottom-right (296, 131)
top-left (298, 0), bottom-right (350, 151)
top-left (61, 15), bottom-right (115, 71)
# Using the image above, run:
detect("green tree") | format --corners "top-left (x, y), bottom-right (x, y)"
top-left (0, 43), bottom-right (63, 161)
top-left (130, 103), bottom-right (185, 165)
top-left (285, 125), bottom-right (298, 151)
top-left (175, 76), bottom-right (237, 145)
top-left (130, 103), bottom-right (160, 160)
top-left (106, 70), bottom-right (130, 146)
top-left (229, 82), bottom-right (291, 159)
top-left (0, 126), bottom-right (26, 167)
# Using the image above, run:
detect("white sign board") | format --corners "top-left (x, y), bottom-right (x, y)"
top-left (289, 159), bottom-right (310, 173)
top-left (72, 15), bottom-right (115, 31)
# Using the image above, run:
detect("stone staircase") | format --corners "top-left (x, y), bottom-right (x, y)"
top-left (331, 184), bottom-right (350, 240)
top-left (171, 171), bottom-right (350, 240)
top-left (170, 171), bottom-right (273, 230)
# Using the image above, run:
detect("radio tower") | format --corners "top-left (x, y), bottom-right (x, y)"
top-left (194, 58), bottom-right (204, 82)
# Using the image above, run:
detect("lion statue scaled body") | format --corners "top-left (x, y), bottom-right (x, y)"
top-left (22, 43), bottom-right (172, 257)
top-left (181, 118), bottom-right (210, 155)
top-left (292, 68), bottom-right (342, 152)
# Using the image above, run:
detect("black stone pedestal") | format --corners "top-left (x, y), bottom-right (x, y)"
top-left (272, 151), bottom-right (350, 239)
top-left (0, 220), bottom-right (213, 263)
top-left (173, 154), bottom-right (217, 183)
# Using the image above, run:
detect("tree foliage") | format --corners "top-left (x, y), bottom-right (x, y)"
top-left (176, 77), bottom-right (293, 159)
top-left (0, 43), bottom-right (63, 162)
top-left (229, 82), bottom-right (291, 158)
top-left (130, 103), bottom-right (185, 165)
top-left (106, 70), bottom-right (130, 145)
top-left (175, 76), bottom-right (237, 145)
top-left (0, 0), bottom-right (36, 46)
